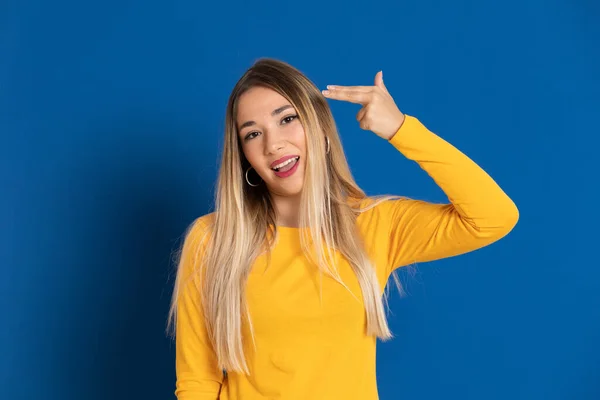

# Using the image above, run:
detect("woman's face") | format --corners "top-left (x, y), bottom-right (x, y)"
top-left (236, 86), bottom-right (307, 198)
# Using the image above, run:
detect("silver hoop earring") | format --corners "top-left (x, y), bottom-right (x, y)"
top-left (245, 166), bottom-right (261, 187)
top-left (325, 136), bottom-right (330, 154)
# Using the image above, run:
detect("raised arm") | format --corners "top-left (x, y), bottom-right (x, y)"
top-left (379, 115), bottom-right (518, 274)
top-left (323, 71), bottom-right (518, 276)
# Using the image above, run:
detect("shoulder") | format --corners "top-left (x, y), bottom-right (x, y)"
top-left (352, 195), bottom-right (413, 218)
top-left (193, 212), bottom-right (216, 230)
top-left (177, 212), bottom-right (216, 276)
top-left (182, 212), bottom-right (216, 248)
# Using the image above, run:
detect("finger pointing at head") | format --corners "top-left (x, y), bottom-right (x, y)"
top-left (322, 88), bottom-right (372, 105)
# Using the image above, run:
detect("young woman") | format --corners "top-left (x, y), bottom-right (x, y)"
top-left (167, 58), bottom-right (518, 399)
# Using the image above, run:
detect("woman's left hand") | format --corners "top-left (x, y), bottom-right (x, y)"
top-left (322, 71), bottom-right (405, 141)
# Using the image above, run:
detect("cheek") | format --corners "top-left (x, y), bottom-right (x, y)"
top-left (291, 124), bottom-right (307, 153)
top-left (241, 144), bottom-right (261, 167)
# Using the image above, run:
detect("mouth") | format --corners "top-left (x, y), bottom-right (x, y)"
top-left (271, 156), bottom-right (300, 178)
top-left (270, 156), bottom-right (300, 172)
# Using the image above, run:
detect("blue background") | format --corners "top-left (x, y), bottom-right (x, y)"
top-left (2, 0), bottom-right (598, 399)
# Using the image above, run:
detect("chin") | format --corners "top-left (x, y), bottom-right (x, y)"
top-left (264, 165), bottom-right (305, 197)
top-left (267, 180), bottom-right (303, 197)
top-left (272, 186), bottom-right (303, 197)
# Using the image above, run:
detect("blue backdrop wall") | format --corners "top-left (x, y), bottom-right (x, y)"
top-left (2, 0), bottom-right (598, 399)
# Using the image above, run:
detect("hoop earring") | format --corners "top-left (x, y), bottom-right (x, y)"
top-left (325, 136), bottom-right (330, 154)
top-left (245, 166), bottom-right (261, 187)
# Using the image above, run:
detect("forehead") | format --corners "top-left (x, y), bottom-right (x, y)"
top-left (236, 86), bottom-right (291, 121)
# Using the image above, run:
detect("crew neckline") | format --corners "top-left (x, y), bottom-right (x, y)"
top-left (269, 224), bottom-right (311, 233)
top-left (271, 224), bottom-right (303, 230)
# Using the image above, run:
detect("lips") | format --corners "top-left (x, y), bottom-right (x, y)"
top-left (270, 155), bottom-right (300, 169)
top-left (272, 156), bottom-right (300, 178)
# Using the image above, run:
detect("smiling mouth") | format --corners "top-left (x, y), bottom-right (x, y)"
top-left (271, 156), bottom-right (300, 172)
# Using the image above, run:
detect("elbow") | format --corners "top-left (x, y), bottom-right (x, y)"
top-left (492, 199), bottom-right (519, 238)
top-left (505, 200), bottom-right (520, 231)
top-left (470, 199), bottom-right (519, 240)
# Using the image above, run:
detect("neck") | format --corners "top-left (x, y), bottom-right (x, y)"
top-left (271, 192), bottom-right (302, 227)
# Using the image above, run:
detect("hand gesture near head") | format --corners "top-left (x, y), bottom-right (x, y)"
top-left (322, 71), bottom-right (406, 140)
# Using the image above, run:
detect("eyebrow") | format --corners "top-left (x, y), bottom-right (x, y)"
top-left (238, 105), bottom-right (294, 132)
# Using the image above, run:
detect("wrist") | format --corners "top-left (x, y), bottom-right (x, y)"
top-left (386, 113), bottom-right (406, 141)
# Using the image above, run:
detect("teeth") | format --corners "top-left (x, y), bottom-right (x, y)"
top-left (272, 157), bottom-right (299, 171)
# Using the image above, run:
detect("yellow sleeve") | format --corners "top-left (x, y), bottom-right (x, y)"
top-left (381, 115), bottom-right (519, 275)
top-left (174, 217), bottom-right (224, 400)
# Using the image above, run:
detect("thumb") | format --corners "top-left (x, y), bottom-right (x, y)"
top-left (374, 70), bottom-right (388, 93)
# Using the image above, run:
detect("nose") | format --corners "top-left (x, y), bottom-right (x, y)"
top-left (263, 130), bottom-right (285, 155)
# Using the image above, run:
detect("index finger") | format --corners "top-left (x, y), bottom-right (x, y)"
top-left (322, 89), bottom-right (371, 105)
top-left (327, 85), bottom-right (372, 92)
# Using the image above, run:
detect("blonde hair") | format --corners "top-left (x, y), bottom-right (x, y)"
top-left (167, 58), bottom-right (406, 374)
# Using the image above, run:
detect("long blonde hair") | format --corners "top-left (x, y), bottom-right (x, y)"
top-left (167, 58), bottom-right (405, 374)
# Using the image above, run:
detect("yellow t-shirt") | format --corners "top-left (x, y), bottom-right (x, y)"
top-left (174, 115), bottom-right (519, 399)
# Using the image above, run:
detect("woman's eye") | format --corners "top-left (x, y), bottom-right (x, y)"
top-left (244, 115), bottom-right (297, 141)
top-left (282, 115), bottom-right (298, 124)
top-left (244, 131), bottom-right (260, 141)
